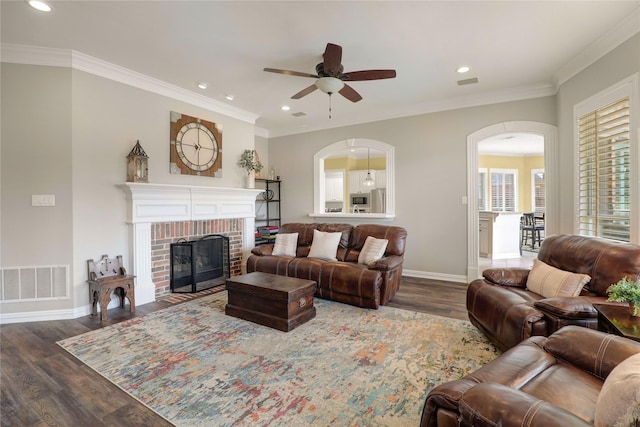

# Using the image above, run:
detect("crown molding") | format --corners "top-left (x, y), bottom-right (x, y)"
top-left (266, 83), bottom-right (556, 138)
top-left (553, 6), bottom-right (640, 88)
top-left (0, 44), bottom-right (71, 67)
top-left (1, 44), bottom-right (259, 125)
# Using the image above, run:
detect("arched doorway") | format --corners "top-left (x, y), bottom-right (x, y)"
top-left (466, 121), bottom-right (558, 281)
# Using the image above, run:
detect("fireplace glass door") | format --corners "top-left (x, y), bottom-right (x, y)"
top-left (170, 234), bottom-right (230, 293)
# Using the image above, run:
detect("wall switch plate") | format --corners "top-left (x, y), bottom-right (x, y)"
top-left (32, 195), bottom-right (56, 206)
top-left (461, 196), bottom-right (468, 205)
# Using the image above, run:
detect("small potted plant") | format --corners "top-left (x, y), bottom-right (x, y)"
top-left (607, 276), bottom-right (640, 317)
top-left (238, 149), bottom-right (263, 188)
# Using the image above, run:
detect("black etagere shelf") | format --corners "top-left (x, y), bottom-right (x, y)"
top-left (255, 178), bottom-right (281, 245)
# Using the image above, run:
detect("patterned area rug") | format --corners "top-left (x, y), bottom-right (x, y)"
top-left (58, 292), bottom-right (498, 426)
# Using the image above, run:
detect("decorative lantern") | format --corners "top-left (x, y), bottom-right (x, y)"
top-left (126, 140), bottom-right (149, 183)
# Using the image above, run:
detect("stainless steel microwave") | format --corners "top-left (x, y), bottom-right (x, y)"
top-left (351, 194), bottom-right (370, 206)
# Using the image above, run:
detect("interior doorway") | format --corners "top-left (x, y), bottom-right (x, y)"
top-left (477, 132), bottom-right (544, 266)
top-left (466, 121), bottom-right (559, 282)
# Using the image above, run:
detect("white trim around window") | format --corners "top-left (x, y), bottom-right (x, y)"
top-left (531, 168), bottom-right (545, 213)
top-left (573, 73), bottom-right (639, 244)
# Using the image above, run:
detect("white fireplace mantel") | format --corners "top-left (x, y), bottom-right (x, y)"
top-left (121, 182), bottom-right (263, 223)
top-left (120, 183), bottom-right (263, 305)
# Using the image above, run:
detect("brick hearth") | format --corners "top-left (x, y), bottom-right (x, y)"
top-left (151, 219), bottom-right (244, 297)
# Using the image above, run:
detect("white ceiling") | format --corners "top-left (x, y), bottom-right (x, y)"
top-left (479, 133), bottom-right (544, 156)
top-left (2, 1), bottom-right (639, 138)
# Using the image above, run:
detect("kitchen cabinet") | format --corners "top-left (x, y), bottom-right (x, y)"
top-left (375, 169), bottom-right (386, 188)
top-left (325, 170), bottom-right (344, 202)
top-left (478, 211), bottom-right (521, 259)
top-left (479, 218), bottom-right (490, 257)
top-left (348, 169), bottom-right (376, 193)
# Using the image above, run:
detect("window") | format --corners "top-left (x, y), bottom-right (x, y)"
top-left (490, 169), bottom-right (517, 212)
top-left (578, 97), bottom-right (631, 242)
top-left (531, 169), bottom-right (545, 213)
top-left (478, 169), bottom-right (488, 211)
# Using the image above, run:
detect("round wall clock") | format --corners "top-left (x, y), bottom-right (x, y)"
top-left (170, 112), bottom-right (222, 177)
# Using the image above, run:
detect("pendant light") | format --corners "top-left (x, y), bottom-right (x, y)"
top-left (362, 148), bottom-right (375, 187)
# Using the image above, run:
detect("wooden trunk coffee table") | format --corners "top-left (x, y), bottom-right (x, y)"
top-left (225, 272), bottom-right (316, 332)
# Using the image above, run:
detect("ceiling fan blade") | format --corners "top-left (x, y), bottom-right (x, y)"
top-left (338, 84), bottom-right (363, 103)
top-left (263, 68), bottom-right (318, 79)
top-left (323, 43), bottom-right (343, 76)
top-left (342, 70), bottom-right (397, 81)
top-left (291, 84), bottom-right (318, 99)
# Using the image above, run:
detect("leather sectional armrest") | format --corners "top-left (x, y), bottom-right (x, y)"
top-left (251, 244), bottom-right (274, 256)
top-left (533, 297), bottom-right (596, 319)
top-left (482, 268), bottom-right (530, 287)
top-left (368, 255), bottom-right (403, 271)
top-left (459, 383), bottom-right (591, 427)
top-left (543, 325), bottom-right (640, 379)
top-left (420, 378), bottom-right (477, 427)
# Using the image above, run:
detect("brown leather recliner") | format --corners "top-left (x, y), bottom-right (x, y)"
top-left (420, 326), bottom-right (640, 427)
top-left (247, 223), bottom-right (407, 309)
top-left (467, 234), bottom-right (640, 351)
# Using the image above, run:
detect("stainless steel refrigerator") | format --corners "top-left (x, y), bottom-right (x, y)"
top-left (370, 188), bottom-right (386, 213)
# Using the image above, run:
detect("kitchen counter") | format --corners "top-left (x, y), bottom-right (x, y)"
top-left (479, 211), bottom-right (521, 259)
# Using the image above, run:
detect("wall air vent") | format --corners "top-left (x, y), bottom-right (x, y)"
top-left (457, 77), bottom-right (479, 86)
top-left (292, 112), bottom-right (306, 117)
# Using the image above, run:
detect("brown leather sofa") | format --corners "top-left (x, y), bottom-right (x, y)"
top-left (247, 223), bottom-right (407, 309)
top-left (420, 326), bottom-right (640, 427)
top-left (467, 234), bottom-right (640, 351)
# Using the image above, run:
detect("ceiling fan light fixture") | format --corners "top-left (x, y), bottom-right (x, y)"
top-left (315, 77), bottom-right (344, 95)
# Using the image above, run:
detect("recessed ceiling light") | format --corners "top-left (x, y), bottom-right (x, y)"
top-left (28, 0), bottom-right (52, 11)
top-left (457, 66), bottom-right (470, 74)
top-left (196, 82), bottom-right (208, 90)
top-left (281, 105), bottom-right (290, 111)
top-left (225, 94), bottom-right (235, 101)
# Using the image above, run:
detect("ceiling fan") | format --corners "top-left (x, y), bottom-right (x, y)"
top-left (264, 43), bottom-right (396, 104)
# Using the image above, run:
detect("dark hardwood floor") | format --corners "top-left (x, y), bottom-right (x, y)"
top-left (0, 277), bottom-right (468, 426)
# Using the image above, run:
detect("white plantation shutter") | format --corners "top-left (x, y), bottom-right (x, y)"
top-left (578, 97), bottom-right (630, 242)
top-left (490, 169), bottom-right (517, 212)
top-left (478, 169), bottom-right (488, 211)
top-left (532, 170), bottom-right (545, 213)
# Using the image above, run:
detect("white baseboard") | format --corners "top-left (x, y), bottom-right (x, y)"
top-left (402, 269), bottom-right (468, 284)
top-left (0, 283), bottom-right (157, 324)
top-left (0, 306), bottom-right (90, 324)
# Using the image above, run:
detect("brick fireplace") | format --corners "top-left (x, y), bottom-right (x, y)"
top-left (121, 183), bottom-right (263, 305)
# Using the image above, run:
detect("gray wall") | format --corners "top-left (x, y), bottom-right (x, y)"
top-left (268, 33), bottom-right (640, 280)
top-left (1, 64), bottom-right (73, 312)
top-left (1, 64), bottom-right (256, 315)
top-left (556, 33), bottom-right (640, 234)
top-left (1, 32), bottom-right (638, 316)
top-left (268, 96), bottom-right (557, 278)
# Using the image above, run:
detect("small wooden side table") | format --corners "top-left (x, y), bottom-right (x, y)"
top-left (594, 303), bottom-right (640, 342)
top-left (87, 255), bottom-right (136, 321)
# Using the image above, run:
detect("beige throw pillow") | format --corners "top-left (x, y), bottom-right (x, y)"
top-left (271, 232), bottom-right (298, 257)
top-left (595, 353), bottom-right (640, 427)
top-left (308, 229), bottom-right (342, 261)
top-left (526, 259), bottom-right (590, 298)
top-left (358, 236), bottom-right (389, 266)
